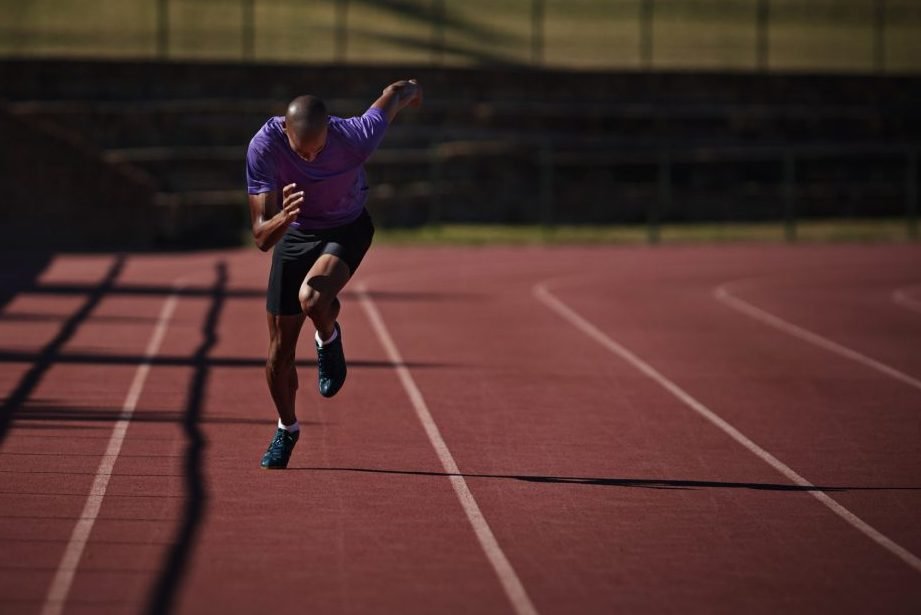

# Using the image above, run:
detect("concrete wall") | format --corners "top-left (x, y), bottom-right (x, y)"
top-left (0, 109), bottom-right (158, 250)
top-left (2, 58), bottom-right (920, 106)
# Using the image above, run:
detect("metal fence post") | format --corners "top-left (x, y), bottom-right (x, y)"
top-left (242, 0), bottom-right (255, 61)
top-left (875, 0), bottom-right (887, 73)
top-left (756, 0), bottom-right (770, 71)
top-left (651, 148), bottom-right (669, 244)
top-left (539, 140), bottom-right (554, 228)
top-left (431, 0), bottom-right (445, 65)
top-left (335, 0), bottom-right (349, 63)
top-left (531, 0), bottom-right (545, 66)
top-left (908, 148), bottom-right (918, 240)
top-left (640, 0), bottom-right (654, 70)
top-left (157, 0), bottom-right (169, 59)
top-left (429, 144), bottom-right (443, 228)
top-left (783, 150), bottom-right (797, 242)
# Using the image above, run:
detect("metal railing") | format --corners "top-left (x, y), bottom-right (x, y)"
top-left (425, 140), bottom-right (920, 242)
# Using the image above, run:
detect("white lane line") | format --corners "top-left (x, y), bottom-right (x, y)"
top-left (714, 283), bottom-right (921, 394)
top-left (533, 282), bottom-right (921, 575)
top-left (41, 286), bottom-right (182, 615)
top-left (892, 287), bottom-right (921, 315)
top-left (357, 283), bottom-right (540, 615)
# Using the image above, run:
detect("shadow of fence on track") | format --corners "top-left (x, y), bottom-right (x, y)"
top-left (0, 253), bottom-right (466, 613)
top-left (0, 255), bottom-right (125, 447)
top-left (144, 261), bottom-right (224, 615)
top-left (8, 403), bottom-right (325, 428)
top-left (0, 313), bottom-right (164, 324)
top-left (0, 252), bottom-right (54, 311)
top-left (0, 243), bottom-right (224, 585)
top-left (0, 254), bottom-right (242, 612)
top-left (14, 283), bottom-right (474, 303)
top-left (294, 467), bottom-right (921, 493)
top-left (0, 351), bottom-right (454, 370)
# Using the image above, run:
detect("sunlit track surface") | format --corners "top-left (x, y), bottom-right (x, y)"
top-left (0, 244), bottom-right (919, 615)
top-left (893, 286), bottom-right (921, 314)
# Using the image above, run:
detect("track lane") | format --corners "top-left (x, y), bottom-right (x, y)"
top-left (552, 255), bottom-right (921, 525)
top-left (361, 245), bottom-right (921, 614)
top-left (893, 285), bottom-right (921, 314)
top-left (3, 245), bottom-right (919, 614)
top-left (170, 254), bottom-right (516, 615)
top-left (55, 256), bottom-right (226, 614)
top-left (0, 254), bottom-right (215, 614)
top-left (716, 263), bottom-right (921, 384)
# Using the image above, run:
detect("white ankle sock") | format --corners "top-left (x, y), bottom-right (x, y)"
top-left (315, 327), bottom-right (338, 347)
top-left (278, 418), bottom-right (300, 433)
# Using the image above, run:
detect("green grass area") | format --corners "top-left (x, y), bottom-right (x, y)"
top-left (374, 219), bottom-right (918, 245)
top-left (1, 0), bottom-right (919, 72)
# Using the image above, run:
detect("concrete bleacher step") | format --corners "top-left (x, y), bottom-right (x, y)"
top-left (103, 146), bottom-right (433, 193)
top-left (3, 58), bottom-right (918, 240)
top-left (5, 59), bottom-right (921, 108)
top-left (10, 97), bottom-right (915, 150)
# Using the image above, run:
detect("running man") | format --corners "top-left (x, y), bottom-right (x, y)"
top-left (246, 79), bottom-right (423, 469)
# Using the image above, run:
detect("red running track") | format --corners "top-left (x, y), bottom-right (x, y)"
top-left (0, 244), bottom-right (919, 614)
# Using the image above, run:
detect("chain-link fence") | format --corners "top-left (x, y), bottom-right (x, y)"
top-left (1, 0), bottom-right (920, 72)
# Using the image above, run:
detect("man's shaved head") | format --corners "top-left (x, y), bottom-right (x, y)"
top-left (285, 95), bottom-right (328, 141)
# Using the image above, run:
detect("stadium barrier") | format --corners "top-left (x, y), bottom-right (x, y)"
top-left (2, 1), bottom-right (920, 74)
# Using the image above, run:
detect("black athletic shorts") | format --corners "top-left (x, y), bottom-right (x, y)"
top-left (266, 208), bottom-right (375, 316)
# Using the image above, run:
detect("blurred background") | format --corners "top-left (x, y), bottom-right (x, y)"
top-left (1, 0), bottom-right (919, 248)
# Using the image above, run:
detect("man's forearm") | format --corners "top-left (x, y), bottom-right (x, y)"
top-left (252, 212), bottom-right (291, 252)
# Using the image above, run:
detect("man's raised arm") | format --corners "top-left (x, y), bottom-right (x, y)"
top-left (371, 79), bottom-right (423, 123)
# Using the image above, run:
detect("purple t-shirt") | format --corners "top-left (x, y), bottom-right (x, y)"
top-left (246, 107), bottom-right (388, 230)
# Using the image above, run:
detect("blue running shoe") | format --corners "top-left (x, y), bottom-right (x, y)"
top-left (316, 322), bottom-right (347, 398)
top-left (260, 428), bottom-right (299, 469)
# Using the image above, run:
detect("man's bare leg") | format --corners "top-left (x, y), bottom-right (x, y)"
top-left (299, 253), bottom-right (352, 342)
top-left (299, 253), bottom-right (353, 397)
top-left (266, 311), bottom-right (307, 425)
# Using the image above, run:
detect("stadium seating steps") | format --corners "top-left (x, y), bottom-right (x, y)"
top-left (1, 59), bottom-right (919, 246)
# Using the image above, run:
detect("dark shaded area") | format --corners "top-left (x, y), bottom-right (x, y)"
top-left (9, 403), bottom-right (326, 428)
top-left (0, 256), bottom-right (124, 446)
top-left (0, 313), bottom-right (162, 324)
top-left (295, 466), bottom-right (921, 493)
top-left (0, 350), bottom-right (454, 370)
top-left (144, 262), bottom-right (225, 615)
top-left (0, 252), bottom-right (54, 314)
top-left (3, 58), bottom-right (919, 243)
top-left (15, 282), bottom-right (468, 303)
top-left (0, 109), bottom-right (159, 250)
top-left (16, 282), bottom-right (263, 300)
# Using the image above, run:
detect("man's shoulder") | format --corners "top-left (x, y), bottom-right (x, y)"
top-left (328, 110), bottom-right (387, 154)
top-left (248, 116), bottom-right (284, 154)
top-left (326, 115), bottom-right (366, 156)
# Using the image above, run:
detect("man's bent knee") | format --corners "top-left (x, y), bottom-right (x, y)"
top-left (299, 287), bottom-right (334, 321)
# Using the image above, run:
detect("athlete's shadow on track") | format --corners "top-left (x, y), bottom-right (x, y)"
top-left (293, 467), bottom-right (921, 493)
